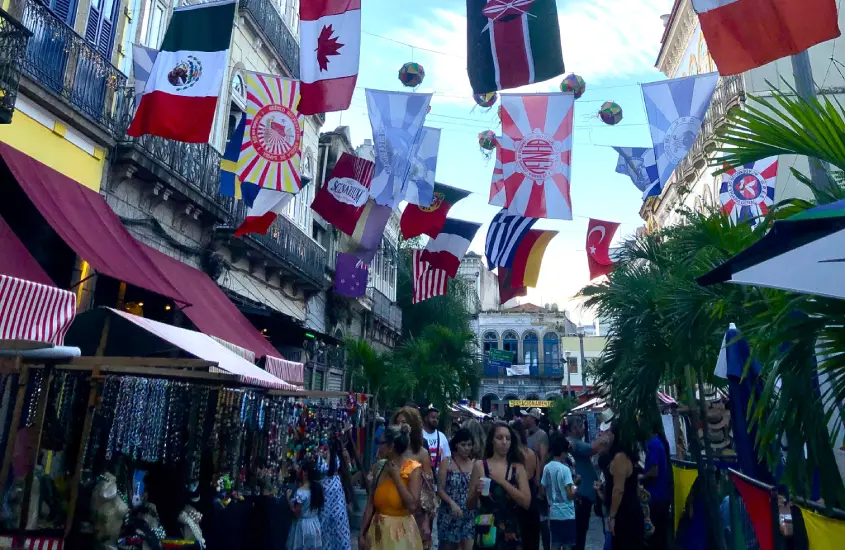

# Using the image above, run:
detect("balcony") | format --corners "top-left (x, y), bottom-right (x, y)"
top-left (111, 91), bottom-right (231, 222)
top-left (17, 0), bottom-right (127, 136)
top-left (239, 0), bottom-right (299, 78)
top-left (367, 286), bottom-right (402, 334)
top-left (675, 74), bottom-right (745, 183)
top-left (220, 200), bottom-right (328, 290)
top-left (482, 360), bottom-right (566, 378)
top-left (0, 9), bottom-right (31, 124)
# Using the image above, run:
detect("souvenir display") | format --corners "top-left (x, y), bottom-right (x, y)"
top-left (398, 62), bottom-right (425, 87)
top-left (599, 101), bottom-right (623, 125)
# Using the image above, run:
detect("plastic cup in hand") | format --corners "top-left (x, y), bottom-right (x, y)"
top-left (480, 477), bottom-right (491, 496)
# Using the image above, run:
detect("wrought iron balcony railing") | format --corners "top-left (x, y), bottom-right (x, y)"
top-left (18, 0), bottom-right (127, 135)
top-left (482, 360), bottom-right (568, 378)
top-left (239, 0), bottom-right (300, 78)
top-left (0, 9), bottom-right (31, 124)
top-left (366, 286), bottom-right (402, 334)
top-left (227, 200), bottom-right (327, 288)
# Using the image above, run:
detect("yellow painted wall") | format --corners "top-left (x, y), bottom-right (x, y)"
top-left (0, 111), bottom-right (105, 191)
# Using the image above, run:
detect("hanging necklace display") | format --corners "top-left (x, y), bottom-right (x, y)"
top-left (24, 368), bottom-right (45, 427)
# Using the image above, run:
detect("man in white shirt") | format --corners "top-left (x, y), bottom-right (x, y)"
top-left (422, 405), bottom-right (451, 473)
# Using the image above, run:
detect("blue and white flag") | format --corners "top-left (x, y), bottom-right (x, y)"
top-left (485, 210), bottom-right (537, 270)
top-left (131, 43), bottom-right (159, 114)
top-left (403, 126), bottom-right (440, 207)
top-left (641, 73), bottom-right (719, 188)
top-left (613, 146), bottom-right (661, 200)
top-left (365, 89), bottom-right (432, 207)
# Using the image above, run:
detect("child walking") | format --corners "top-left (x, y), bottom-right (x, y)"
top-left (541, 434), bottom-right (577, 550)
top-left (288, 460), bottom-right (325, 550)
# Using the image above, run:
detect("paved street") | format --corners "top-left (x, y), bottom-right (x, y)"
top-left (351, 514), bottom-right (606, 550)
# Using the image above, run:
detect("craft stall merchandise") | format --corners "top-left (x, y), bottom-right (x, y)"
top-left (0, 369), bottom-right (90, 534)
top-left (72, 377), bottom-right (356, 550)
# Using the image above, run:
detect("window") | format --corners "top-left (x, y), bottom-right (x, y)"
top-left (85, 0), bottom-right (119, 58)
top-left (141, 0), bottom-right (167, 48)
top-left (567, 357), bottom-right (578, 374)
top-left (483, 331), bottom-right (499, 354)
top-left (522, 331), bottom-right (538, 367)
top-left (543, 332), bottom-right (560, 366)
top-left (502, 330), bottom-right (518, 359)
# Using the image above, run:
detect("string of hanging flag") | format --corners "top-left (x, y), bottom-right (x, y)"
top-left (122, 0), bottom-right (838, 306)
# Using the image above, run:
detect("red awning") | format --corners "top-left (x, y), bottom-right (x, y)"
top-left (0, 143), bottom-right (188, 304)
top-left (142, 245), bottom-right (280, 358)
top-left (0, 213), bottom-right (53, 285)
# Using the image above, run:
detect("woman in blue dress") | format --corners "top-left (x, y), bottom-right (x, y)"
top-left (320, 436), bottom-right (353, 550)
top-left (288, 460), bottom-right (325, 550)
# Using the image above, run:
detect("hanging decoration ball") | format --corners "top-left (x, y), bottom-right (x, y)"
top-left (559, 74), bottom-right (586, 99)
top-left (478, 130), bottom-right (497, 151)
top-left (473, 92), bottom-right (498, 108)
top-left (398, 62), bottom-right (425, 87)
top-left (599, 101), bottom-right (623, 125)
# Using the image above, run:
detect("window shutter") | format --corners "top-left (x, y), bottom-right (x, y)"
top-left (50, 0), bottom-right (75, 26)
top-left (96, 17), bottom-right (113, 57)
top-left (84, 5), bottom-right (100, 44)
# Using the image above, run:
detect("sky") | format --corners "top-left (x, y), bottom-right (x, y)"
top-left (324, 0), bottom-right (672, 323)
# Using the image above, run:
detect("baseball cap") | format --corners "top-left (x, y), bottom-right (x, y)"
top-left (520, 407), bottom-right (542, 420)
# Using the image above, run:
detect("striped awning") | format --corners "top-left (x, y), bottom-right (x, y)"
top-left (210, 335), bottom-right (256, 364)
top-left (0, 274), bottom-right (76, 345)
top-left (265, 355), bottom-right (304, 386)
top-left (109, 309), bottom-right (298, 390)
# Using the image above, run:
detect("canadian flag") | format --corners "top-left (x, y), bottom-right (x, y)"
top-left (693, 0), bottom-right (841, 75)
top-left (298, 0), bottom-right (361, 115)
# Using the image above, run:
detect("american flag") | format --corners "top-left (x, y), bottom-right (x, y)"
top-left (412, 249), bottom-right (449, 304)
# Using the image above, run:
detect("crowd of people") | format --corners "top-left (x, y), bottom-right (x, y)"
top-left (282, 404), bottom-right (672, 550)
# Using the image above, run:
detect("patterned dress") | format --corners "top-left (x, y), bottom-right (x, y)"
top-left (437, 458), bottom-right (476, 543)
top-left (320, 474), bottom-right (351, 550)
top-left (288, 488), bottom-right (323, 550)
top-left (475, 461), bottom-right (521, 550)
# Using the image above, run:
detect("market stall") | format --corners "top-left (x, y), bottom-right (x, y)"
top-left (0, 294), bottom-right (371, 550)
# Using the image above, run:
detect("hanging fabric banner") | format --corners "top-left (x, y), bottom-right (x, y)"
top-left (238, 73), bottom-right (304, 193)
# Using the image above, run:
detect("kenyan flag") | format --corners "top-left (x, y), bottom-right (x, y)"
top-left (400, 182), bottom-right (471, 239)
top-left (466, 0), bottom-right (565, 94)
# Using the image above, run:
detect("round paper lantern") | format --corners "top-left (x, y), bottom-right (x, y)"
top-left (398, 62), bottom-right (425, 87)
top-left (478, 130), bottom-right (497, 151)
top-left (599, 101), bottom-right (623, 125)
top-left (473, 92), bottom-right (497, 108)
top-left (559, 74), bottom-right (586, 99)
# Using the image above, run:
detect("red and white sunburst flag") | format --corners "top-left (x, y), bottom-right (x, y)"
top-left (491, 93), bottom-right (575, 220)
top-left (238, 73), bottom-right (304, 193)
top-left (299, 0), bottom-right (361, 115)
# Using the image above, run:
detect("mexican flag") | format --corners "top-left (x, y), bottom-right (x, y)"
top-left (127, 0), bottom-right (236, 143)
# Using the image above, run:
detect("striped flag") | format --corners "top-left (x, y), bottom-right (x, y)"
top-left (0, 275), bottom-right (76, 345)
top-left (485, 210), bottom-right (537, 270)
top-left (412, 249), bottom-right (448, 304)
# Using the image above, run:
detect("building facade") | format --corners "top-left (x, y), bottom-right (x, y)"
top-left (476, 303), bottom-right (609, 418)
top-left (641, 0), bottom-right (845, 230)
top-left (0, 0), bottom-right (400, 391)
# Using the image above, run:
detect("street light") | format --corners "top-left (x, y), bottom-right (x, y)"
top-left (563, 350), bottom-right (571, 398)
top-left (577, 325), bottom-right (587, 394)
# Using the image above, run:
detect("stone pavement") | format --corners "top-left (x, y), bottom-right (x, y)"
top-left (351, 514), bottom-right (607, 550)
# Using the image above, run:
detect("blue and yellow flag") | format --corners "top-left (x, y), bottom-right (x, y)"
top-left (219, 115), bottom-right (259, 207)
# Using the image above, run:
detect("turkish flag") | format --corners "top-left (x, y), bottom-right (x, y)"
top-left (586, 218), bottom-right (619, 280)
top-left (299, 0), bottom-right (361, 115)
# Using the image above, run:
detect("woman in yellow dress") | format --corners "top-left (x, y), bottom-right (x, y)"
top-left (360, 424), bottom-right (424, 550)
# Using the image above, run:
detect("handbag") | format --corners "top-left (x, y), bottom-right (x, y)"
top-left (361, 460), bottom-right (388, 541)
top-left (474, 514), bottom-right (497, 548)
